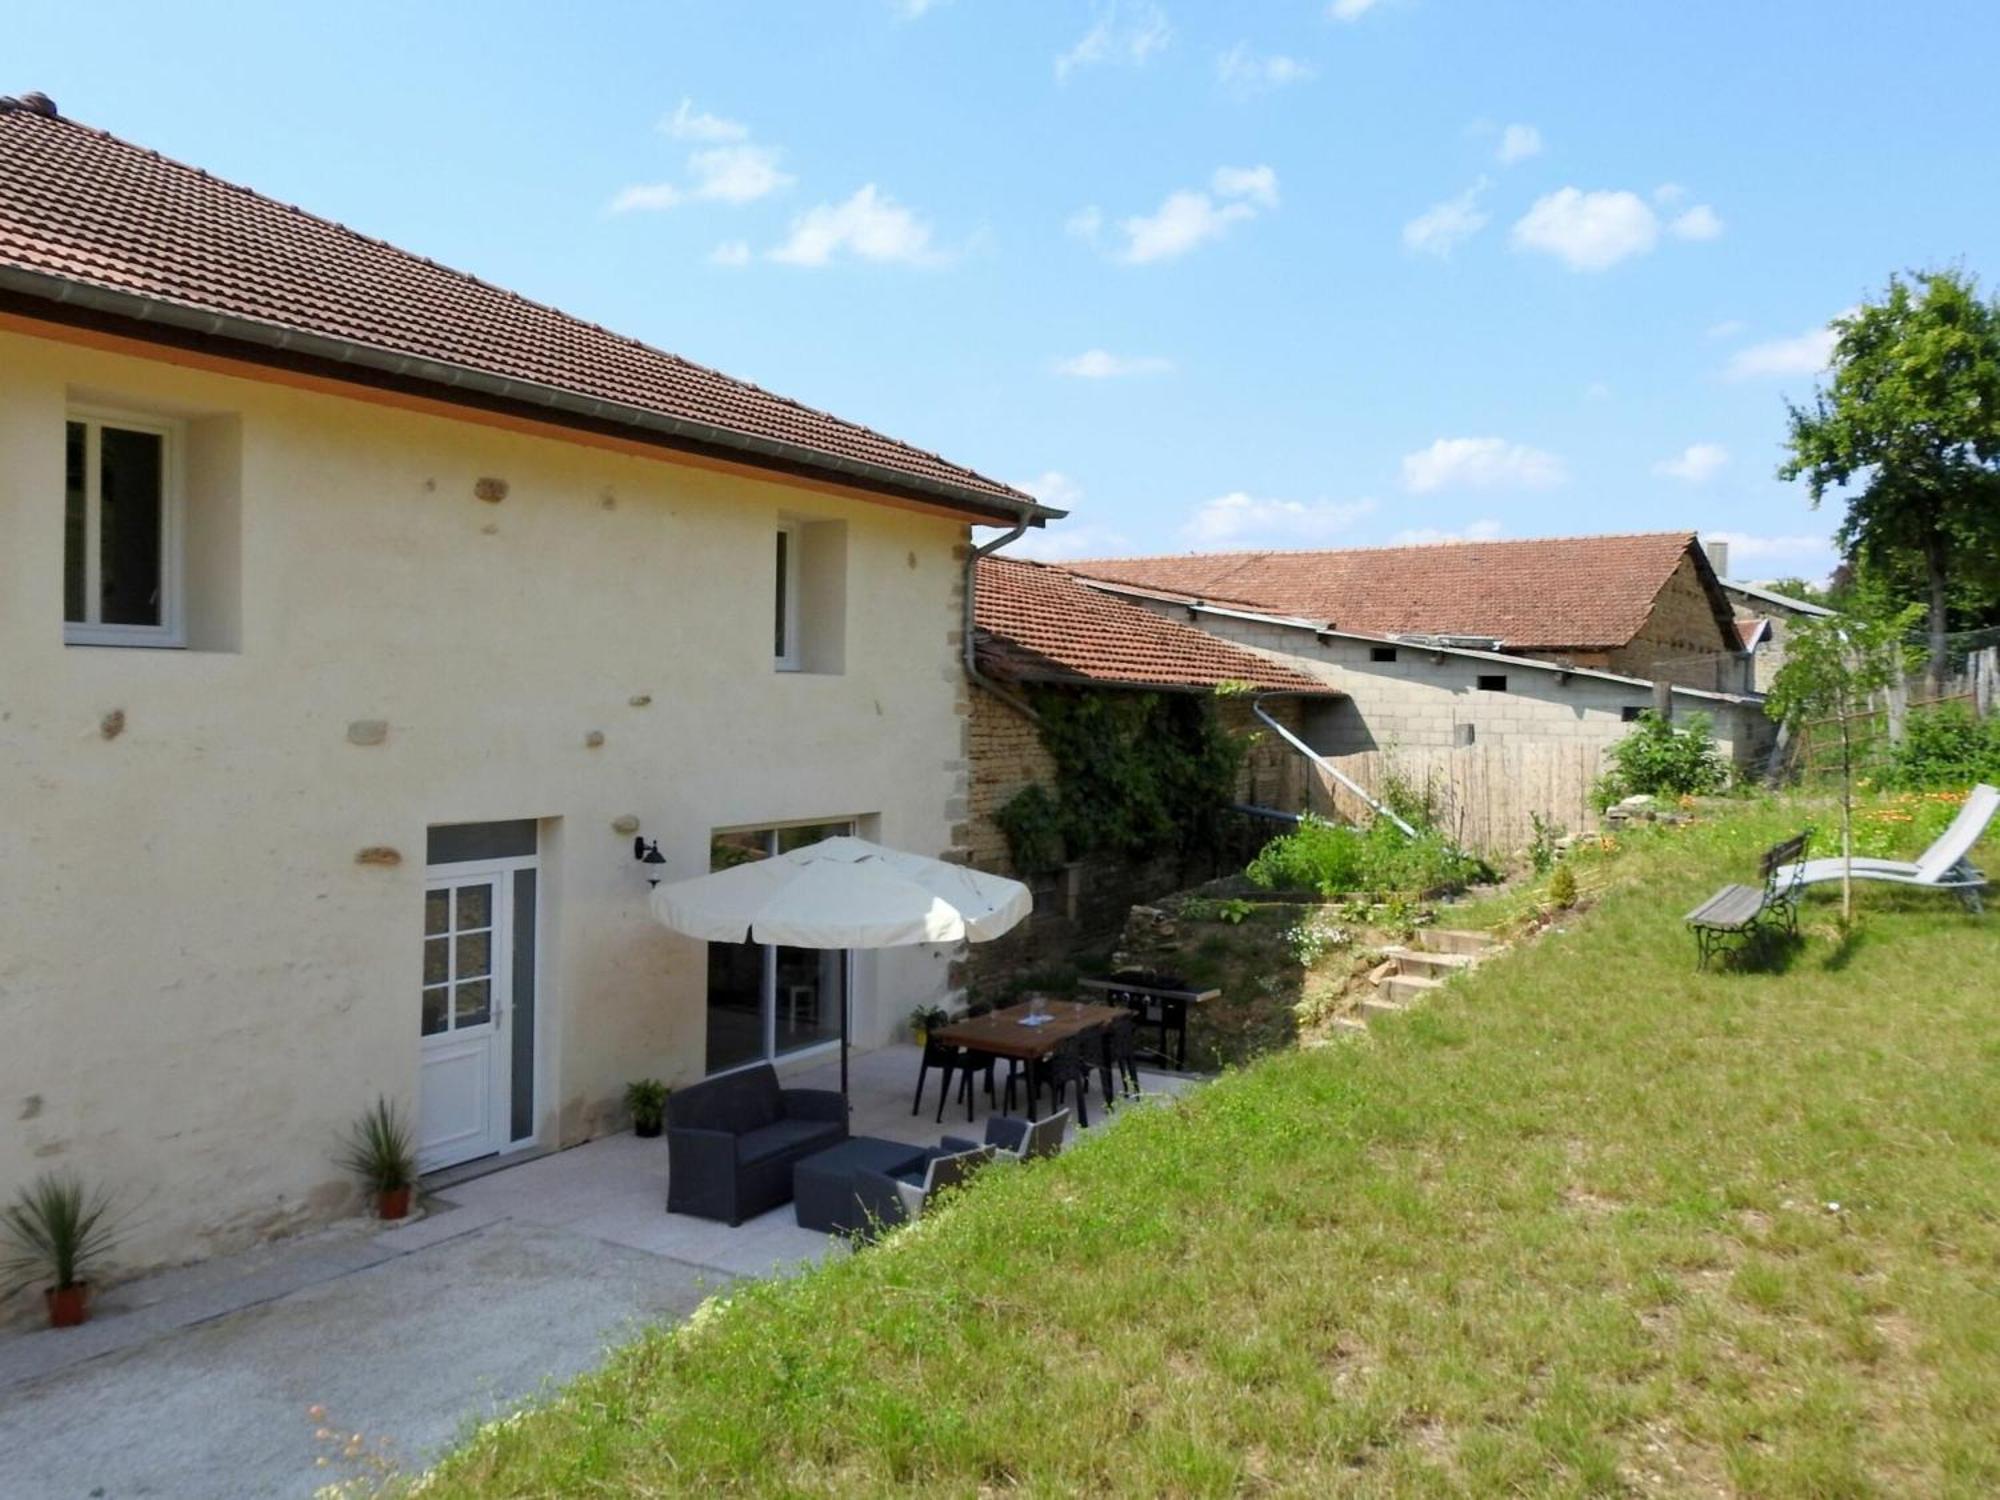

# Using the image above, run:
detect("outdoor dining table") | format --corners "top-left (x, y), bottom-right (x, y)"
top-left (930, 1000), bottom-right (1125, 1121)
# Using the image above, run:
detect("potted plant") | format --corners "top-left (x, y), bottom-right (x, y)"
top-left (337, 1097), bottom-right (418, 1220)
top-left (625, 1078), bottom-right (670, 1138)
top-left (909, 1004), bottom-right (949, 1046)
top-left (1, 1172), bottom-right (119, 1329)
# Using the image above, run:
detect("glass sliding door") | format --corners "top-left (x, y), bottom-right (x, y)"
top-left (704, 822), bottom-right (852, 1074)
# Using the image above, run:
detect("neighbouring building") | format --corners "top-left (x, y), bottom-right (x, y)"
top-left (0, 94), bottom-right (1052, 1274)
top-left (1069, 531), bottom-right (1754, 693)
top-left (1701, 538), bottom-right (1836, 693)
top-left (963, 555), bottom-right (1337, 981)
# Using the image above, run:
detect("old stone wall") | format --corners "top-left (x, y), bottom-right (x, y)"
top-left (1606, 554), bottom-right (1749, 691)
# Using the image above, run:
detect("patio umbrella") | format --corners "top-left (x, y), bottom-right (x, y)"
top-left (649, 836), bottom-right (1033, 1100)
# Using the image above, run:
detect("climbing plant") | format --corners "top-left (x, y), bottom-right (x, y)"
top-left (995, 687), bottom-right (1249, 875)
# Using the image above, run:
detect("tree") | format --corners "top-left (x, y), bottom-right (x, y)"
top-left (1779, 268), bottom-right (2000, 688)
top-left (1765, 611), bottom-right (1918, 926)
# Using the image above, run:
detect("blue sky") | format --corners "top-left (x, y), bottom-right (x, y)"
top-left (17, 2), bottom-right (2000, 579)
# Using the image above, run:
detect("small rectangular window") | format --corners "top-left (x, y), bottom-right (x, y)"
top-left (1477, 674), bottom-right (1508, 692)
top-left (774, 526), bottom-right (799, 670)
top-left (1369, 645), bottom-right (1398, 663)
top-left (63, 411), bottom-right (182, 648)
top-left (1621, 706), bottom-right (1645, 722)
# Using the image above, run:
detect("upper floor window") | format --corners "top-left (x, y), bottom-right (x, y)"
top-left (774, 525), bottom-right (801, 670)
top-left (64, 410), bottom-right (183, 648)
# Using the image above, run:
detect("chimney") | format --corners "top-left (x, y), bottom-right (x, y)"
top-left (1702, 537), bottom-right (1730, 581)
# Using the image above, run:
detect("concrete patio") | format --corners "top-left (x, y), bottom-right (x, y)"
top-left (0, 1043), bottom-right (1196, 1499)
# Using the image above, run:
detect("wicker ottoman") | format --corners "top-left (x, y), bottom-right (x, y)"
top-left (793, 1137), bottom-right (930, 1234)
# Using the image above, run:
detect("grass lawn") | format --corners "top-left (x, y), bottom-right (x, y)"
top-left (414, 798), bottom-right (1998, 1498)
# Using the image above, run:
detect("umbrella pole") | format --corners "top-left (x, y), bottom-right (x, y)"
top-left (839, 954), bottom-right (850, 1113)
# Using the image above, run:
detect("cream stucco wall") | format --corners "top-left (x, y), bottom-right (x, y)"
top-left (0, 326), bottom-right (974, 1273)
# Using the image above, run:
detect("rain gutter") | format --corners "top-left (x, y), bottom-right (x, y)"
top-left (962, 521), bottom-right (1041, 723)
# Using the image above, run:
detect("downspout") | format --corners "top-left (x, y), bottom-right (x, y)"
top-left (1251, 692), bottom-right (1417, 838)
top-left (962, 521), bottom-right (1042, 723)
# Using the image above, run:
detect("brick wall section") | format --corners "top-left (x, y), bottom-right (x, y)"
top-left (961, 685), bottom-right (1311, 991)
top-left (1604, 554), bottom-right (1748, 691)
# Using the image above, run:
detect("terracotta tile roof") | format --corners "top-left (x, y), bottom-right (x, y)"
top-left (1067, 532), bottom-right (1717, 651)
top-left (975, 555), bottom-right (1332, 695)
top-left (0, 96), bottom-right (1032, 515)
top-left (1735, 617), bottom-right (1771, 650)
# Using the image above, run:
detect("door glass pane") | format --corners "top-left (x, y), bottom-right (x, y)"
top-left (455, 930), bottom-right (491, 981)
top-left (424, 889), bottom-right (450, 936)
top-left (423, 937), bottom-right (449, 986)
top-left (705, 940), bottom-right (765, 1072)
top-left (774, 946), bottom-right (844, 1056)
top-left (455, 884), bottom-right (492, 930)
top-left (454, 979), bottom-right (492, 1028)
top-left (97, 425), bottom-right (164, 627)
top-left (421, 986), bottom-right (449, 1036)
top-left (63, 422), bottom-right (86, 623)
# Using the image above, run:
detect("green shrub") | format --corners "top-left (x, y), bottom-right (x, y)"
top-left (1883, 703), bottom-right (2000, 789)
top-left (1246, 815), bottom-right (1485, 898)
top-left (1594, 710), bottom-right (1728, 808)
top-left (1548, 862), bottom-right (1578, 909)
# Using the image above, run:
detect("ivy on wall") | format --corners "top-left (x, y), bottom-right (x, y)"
top-left (994, 687), bottom-right (1249, 876)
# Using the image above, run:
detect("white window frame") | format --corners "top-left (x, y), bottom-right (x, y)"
top-left (774, 523), bottom-right (802, 672)
top-left (63, 406), bottom-right (186, 649)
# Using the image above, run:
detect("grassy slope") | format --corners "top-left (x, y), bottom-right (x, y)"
top-left (417, 801), bottom-right (1999, 1498)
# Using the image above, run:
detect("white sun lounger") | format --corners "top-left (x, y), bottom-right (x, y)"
top-left (1774, 782), bottom-right (1995, 912)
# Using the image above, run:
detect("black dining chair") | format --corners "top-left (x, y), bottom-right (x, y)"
top-left (1006, 1033), bottom-right (1092, 1129)
top-left (1097, 1010), bottom-right (1139, 1107)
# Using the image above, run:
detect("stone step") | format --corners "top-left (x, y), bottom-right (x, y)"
top-left (1419, 928), bottom-right (1497, 957)
top-left (1381, 973), bottom-right (1444, 1005)
top-left (1359, 995), bottom-right (1407, 1022)
top-left (1384, 946), bottom-right (1474, 980)
top-left (1331, 1015), bottom-right (1372, 1036)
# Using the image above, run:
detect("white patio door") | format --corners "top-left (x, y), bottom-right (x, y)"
top-left (418, 867), bottom-right (515, 1170)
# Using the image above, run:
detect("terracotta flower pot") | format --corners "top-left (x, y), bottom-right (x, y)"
top-left (46, 1283), bottom-right (89, 1328)
top-left (377, 1186), bottom-right (412, 1221)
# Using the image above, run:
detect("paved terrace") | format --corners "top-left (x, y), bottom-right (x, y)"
top-left (0, 1044), bottom-right (1196, 1499)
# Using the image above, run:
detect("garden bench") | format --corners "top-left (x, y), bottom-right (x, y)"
top-left (1685, 830), bottom-right (1810, 969)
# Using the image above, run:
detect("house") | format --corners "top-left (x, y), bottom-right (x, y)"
top-left (1069, 531), bottom-right (1753, 693)
top-left (1700, 538), bottom-right (1836, 693)
top-left (0, 93), bottom-right (1052, 1273)
top-left (963, 555), bottom-right (1336, 978)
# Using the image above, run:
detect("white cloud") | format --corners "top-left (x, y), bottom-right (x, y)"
top-left (1510, 187), bottom-right (1659, 271)
top-left (768, 185), bottom-right (946, 267)
top-left (709, 240), bottom-right (751, 267)
top-left (1328, 0), bottom-right (1381, 20)
top-left (1217, 42), bottom-right (1315, 95)
top-left (1056, 3), bottom-right (1172, 80)
top-left (609, 182), bottom-right (684, 213)
top-left (1496, 123), bottom-right (1542, 165)
top-left (686, 144), bottom-right (792, 205)
top-left (1392, 519), bottom-right (1504, 545)
top-left (1183, 493), bottom-right (1378, 547)
top-left (661, 99), bottom-right (748, 144)
top-left (1110, 166), bottom-right (1279, 264)
top-left (1401, 437), bottom-right (1567, 493)
top-left (1065, 205), bottom-right (1104, 243)
top-left (1403, 179), bottom-right (1489, 257)
top-left (1723, 322), bottom-right (1840, 381)
top-left (1053, 349), bottom-right (1175, 379)
top-left (1704, 531), bottom-right (1840, 577)
top-left (998, 472), bottom-right (1135, 560)
top-left (1669, 203), bottom-right (1724, 241)
top-left (1212, 163), bottom-right (1280, 208)
top-left (1653, 443), bottom-right (1729, 482)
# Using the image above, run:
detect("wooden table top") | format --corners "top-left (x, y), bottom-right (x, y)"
top-left (931, 1000), bottom-right (1124, 1061)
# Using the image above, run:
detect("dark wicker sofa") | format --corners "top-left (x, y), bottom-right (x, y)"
top-left (665, 1063), bottom-right (848, 1225)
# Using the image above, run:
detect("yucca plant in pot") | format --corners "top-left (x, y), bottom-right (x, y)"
top-left (625, 1078), bottom-right (670, 1138)
top-left (337, 1097), bottom-right (418, 1220)
top-left (1, 1172), bottom-right (119, 1328)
